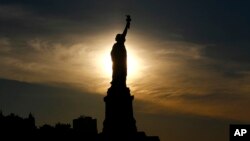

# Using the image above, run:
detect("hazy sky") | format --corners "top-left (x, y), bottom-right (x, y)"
top-left (0, 1), bottom-right (250, 141)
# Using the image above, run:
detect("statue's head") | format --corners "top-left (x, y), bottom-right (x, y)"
top-left (115, 34), bottom-right (125, 43)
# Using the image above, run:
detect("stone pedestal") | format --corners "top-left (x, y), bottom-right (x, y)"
top-left (100, 86), bottom-right (160, 141)
top-left (102, 86), bottom-right (137, 136)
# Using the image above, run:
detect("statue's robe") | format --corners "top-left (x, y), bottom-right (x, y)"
top-left (111, 42), bottom-right (127, 87)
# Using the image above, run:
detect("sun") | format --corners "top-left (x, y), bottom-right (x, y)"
top-left (100, 46), bottom-right (140, 81)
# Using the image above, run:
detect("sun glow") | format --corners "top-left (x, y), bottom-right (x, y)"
top-left (100, 45), bottom-right (140, 81)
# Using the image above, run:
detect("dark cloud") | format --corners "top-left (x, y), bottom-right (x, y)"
top-left (200, 42), bottom-right (250, 79)
top-left (0, 78), bottom-right (104, 125)
top-left (0, 1), bottom-right (116, 43)
top-left (178, 92), bottom-right (241, 103)
top-left (1, 0), bottom-right (249, 44)
top-left (203, 43), bottom-right (250, 63)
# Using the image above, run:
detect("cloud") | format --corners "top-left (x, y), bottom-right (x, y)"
top-left (126, 38), bottom-right (250, 122)
top-left (0, 38), bottom-right (11, 52)
top-left (0, 38), bottom-right (97, 90)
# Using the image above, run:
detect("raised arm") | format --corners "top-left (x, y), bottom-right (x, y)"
top-left (122, 15), bottom-right (131, 37)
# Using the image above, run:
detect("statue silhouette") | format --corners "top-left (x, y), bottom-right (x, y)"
top-left (111, 15), bottom-right (131, 88)
top-left (103, 16), bottom-right (159, 141)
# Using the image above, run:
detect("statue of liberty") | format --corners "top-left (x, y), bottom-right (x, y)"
top-left (103, 15), bottom-right (159, 141)
top-left (111, 15), bottom-right (131, 88)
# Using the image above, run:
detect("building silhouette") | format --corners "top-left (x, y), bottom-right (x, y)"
top-left (73, 116), bottom-right (98, 136)
top-left (0, 112), bottom-right (98, 140)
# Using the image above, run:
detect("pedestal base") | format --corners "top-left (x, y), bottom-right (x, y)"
top-left (102, 86), bottom-right (137, 135)
top-left (101, 86), bottom-right (160, 141)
